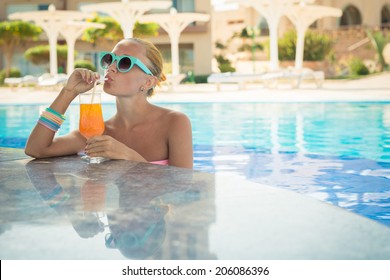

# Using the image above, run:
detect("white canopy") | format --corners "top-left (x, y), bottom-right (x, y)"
top-left (80, 0), bottom-right (172, 38)
top-left (9, 4), bottom-right (92, 75)
top-left (140, 8), bottom-right (210, 76)
top-left (228, 0), bottom-right (301, 70)
top-left (286, 3), bottom-right (342, 69)
top-left (61, 21), bottom-right (105, 74)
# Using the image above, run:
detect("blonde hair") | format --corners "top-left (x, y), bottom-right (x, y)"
top-left (124, 38), bottom-right (166, 96)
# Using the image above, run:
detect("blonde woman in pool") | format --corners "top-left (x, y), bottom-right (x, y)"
top-left (25, 38), bottom-right (193, 169)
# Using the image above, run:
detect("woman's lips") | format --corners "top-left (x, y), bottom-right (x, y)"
top-left (104, 76), bottom-right (113, 83)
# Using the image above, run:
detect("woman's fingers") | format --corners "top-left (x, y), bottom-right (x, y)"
top-left (79, 69), bottom-right (99, 84)
top-left (64, 69), bottom-right (100, 95)
top-left (85, 136), bottom-right (110, 156)
top-left (85, 136), bottom-right (128, 159)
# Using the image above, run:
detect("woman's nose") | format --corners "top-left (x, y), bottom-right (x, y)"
top-left (107, 61), bottom-right (117, 73)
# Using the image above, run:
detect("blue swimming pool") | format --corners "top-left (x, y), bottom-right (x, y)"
top-left (1, 102), bottom-right (390, 227)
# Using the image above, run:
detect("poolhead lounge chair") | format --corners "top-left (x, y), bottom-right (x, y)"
top-left (4, 75), bottom-right (38, 88)
top-left (38, 73), bottom-right (68, 87)
top-left (261, 68), bottom-right (325, 89)
top-left (207, 72), bottom-right (265, 90)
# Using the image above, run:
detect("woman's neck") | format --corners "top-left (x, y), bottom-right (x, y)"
top-left (114, 95), bottom-right (152, 128)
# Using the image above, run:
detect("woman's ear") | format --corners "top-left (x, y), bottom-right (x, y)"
top-left (145, 76), bottom-right (158, 90)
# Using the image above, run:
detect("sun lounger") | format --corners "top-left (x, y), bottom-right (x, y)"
top-left (37, 73), bottom-right (68, 89)
top-left (261, 68), bottom-right (324, 89)
top-left (208, 68), bottom-right (324, 90)
top-left (207, 72), bottom-right (265, 90)
top-left (299, 68), bottom-right (325, 88)
top-left (4, 75), bottom-right (38, 88)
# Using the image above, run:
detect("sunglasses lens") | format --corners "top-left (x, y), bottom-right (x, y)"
top-left (101, 53), bottom-right (113, 68)
top-left (118, 57), bottom-right (132, 72)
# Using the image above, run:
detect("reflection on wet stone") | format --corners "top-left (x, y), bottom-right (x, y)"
top-left (24, 157), bottom-right (216, 259)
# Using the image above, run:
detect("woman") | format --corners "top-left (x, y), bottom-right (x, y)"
top-left (25, 38), bottom-right (193, 168)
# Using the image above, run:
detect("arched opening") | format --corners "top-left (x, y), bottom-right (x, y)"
top-left (340, 5), bottom-right (362, 26)
top-left (381, 4), bottom-right (390, 26)
top-left (258, 17), bottom-right (269, 36)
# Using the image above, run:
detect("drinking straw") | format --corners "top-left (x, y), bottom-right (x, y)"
top-left (90, 77), bottom-right (106, 104)
top-left (90, 80), bottom-right (98, 104)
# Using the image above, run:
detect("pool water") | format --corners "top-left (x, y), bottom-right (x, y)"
top-left (1, 102), bottom-right (390, 227)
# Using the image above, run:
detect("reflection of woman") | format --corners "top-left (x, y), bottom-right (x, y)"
top-left (103, 166), bottom-right (198, 259)
top-left (105, 205), bottom-right (168, 259)
top-left (25, 160), bottom-right (106, 239)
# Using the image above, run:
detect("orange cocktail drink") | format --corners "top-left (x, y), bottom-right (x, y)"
top-left (79, 87), bottom-right (106, 164)
top-left (79, 103), bottom-right (105, 139)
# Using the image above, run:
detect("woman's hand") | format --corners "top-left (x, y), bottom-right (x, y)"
top-left (85, 135), bottom-right (146, 162)
top-left (63, 68), bottom-right (100, 97)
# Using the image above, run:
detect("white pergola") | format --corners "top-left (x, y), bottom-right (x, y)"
top-left (8, 4), bottom-right (92, 76)
top-left (80, 0), bottom-right (172, 39)
top-left (286, 2), bottom-right (342, 69)
top-left (60, 21), bottom-right (105, 74)
top-left (139, 8), bottom-right (210, 76)
top-left (229, 0), bottom-right (301, 71)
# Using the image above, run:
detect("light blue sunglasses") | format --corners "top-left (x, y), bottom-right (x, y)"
top-left (100, 51), bottom-right (153, 76)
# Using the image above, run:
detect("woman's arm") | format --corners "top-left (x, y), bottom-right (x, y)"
top-left (167, 112), bottom-right (193, 169)
top-left (25, 69), bottom-right (99, 158)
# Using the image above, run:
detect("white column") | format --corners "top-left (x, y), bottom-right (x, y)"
top-left (66, 37), bottom-right (77, 74)
top-left (268, 16), bottom-right (281, 71)
top-left (169, 33), bottom-right (180, 76)
top-left (61, 22), bottom-right (105, 74)
top-left (295, 28), bottom-right (307, 70)
top-left (160, 20), bottom-right (188, 76)
top-left (60, 27), bottom-right (87, 74)
top-left (38, 21), bottom-right (62, 76)
top-left (48, 34), bottom-right (59, 76)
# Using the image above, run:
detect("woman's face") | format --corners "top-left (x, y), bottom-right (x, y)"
top-left (103, 40), bottom-right (150, 97)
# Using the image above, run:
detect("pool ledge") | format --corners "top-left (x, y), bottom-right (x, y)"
top-left (1, 147), bottom-right (390, 260)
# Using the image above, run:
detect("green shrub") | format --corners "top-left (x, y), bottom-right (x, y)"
top-left (238, 42), bottom-right (263, 52)
top-left (194, 75), bottom-right (209, 84)
top-left (278, 30), bottom-right (333, 61)
top-left (181, 74), bottom-right (208, 84)
top-left (348, 57), bottom-right (370, 76)
top-left (74, 60), bottom-right (96, 71)
top-left (24, 45), bottom-right (70, 71)
top-left (0, 68), bottom-right (21, 85)
top-left (215, 55), bottom-right (236, 73)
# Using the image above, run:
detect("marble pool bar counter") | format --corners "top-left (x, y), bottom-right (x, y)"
top-left (1, 147), bottom-right (390, 260)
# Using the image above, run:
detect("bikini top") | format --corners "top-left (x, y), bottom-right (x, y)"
top-left (150, 159), bottom-right (169, 166)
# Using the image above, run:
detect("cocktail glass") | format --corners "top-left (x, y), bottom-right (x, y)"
top-left (79, 85), bottom-right (106, 164)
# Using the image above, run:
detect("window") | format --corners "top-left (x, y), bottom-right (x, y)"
top-left (38, 4), bottom-right (49, 11)
top-left (158, 44), bottom-right (194, 74)
top-left (340, 5), bottom-right (362, 26)
top-left (6, 4), bottom-right (41, 16)
top-left (173, 0), bottom-right (195, 12)
top-left (259, 17), bottom-right (269, 36)
top-left (381, 4), bottom-right (390, 25)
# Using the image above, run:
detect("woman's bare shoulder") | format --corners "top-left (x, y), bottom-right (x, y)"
top-left (155, 106), bottom-right (191, 125)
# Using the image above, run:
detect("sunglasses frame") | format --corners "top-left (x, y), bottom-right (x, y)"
top-left (100, 52), bottom-right (153, 76)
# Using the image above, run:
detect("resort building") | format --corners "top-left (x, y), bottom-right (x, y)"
top-left (0, 0), bottom-right (389, 77)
